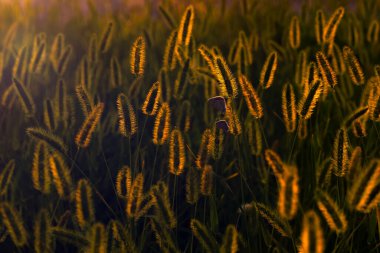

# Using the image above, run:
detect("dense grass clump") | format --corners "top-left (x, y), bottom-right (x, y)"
top-left (0, 0), bottom-right (379, 252)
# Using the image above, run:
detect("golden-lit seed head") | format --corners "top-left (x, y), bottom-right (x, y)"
top-left (200, 165), bottom-right (214, 196)
top-left (225, 104), bottom-right (242, 135)
top-left (342, 46), bottom-right (365, 85)
top-left (220, 225), bottom-right (239, 253)
top-left (116, 93), bottom-right (138, 137)
top-left (299, 210), bottom-right (325, 253)
top-left (247, 119), bottom-right (262, 156)
top-left (0, 202), bottom-right (28, 247)
top-left (289, 16), bottom-right (301, 49)
top-left (196, 129), bottom-right (213, 169)
top-left (169, 129), bottom-right (186, 175)
top-left (49, 152), bottom-right (73, 199)
top-left (142, 81), bottom-right (161, 116)
top-left (332, 128), bottom-right (349, 177)
top-left (265, 149), bottom-right (286, 179)
top-left (163, 30), bottom-right (178, 70)
top-left (34, 209), bottom-right (52, 253)
top-left (75, 103), bottom-right (104, 148)
top-left (281, 83), bottom-right (297, 132)
top-left (126, 173), bottom-right (144, 219)
top-left (323, 6), bottom-right (345, 42)
top-left (150, 181), bottom-right (176, 228)
top-left (298, 79), bottom-right (322, 120)
top-left (255, 202), bottom-right (292, 237)
top-left (277, 167), bottom-right (299, 220)
top-left (32, 142), bottom-right (51, 194)
top-left (348, 160), bottom-right (380, 212)
top-left (99, 22), bottom-right (113, 53)
top-left (152, 102), bottom-right (171, 145)
top-left (316, 190), bottom-right (347, 233)
top-left (259, 51), bottom-right (278, 89)
top-left (75, 179), bottom-right (95, 229)
top-left (177, 5), bottom-right (194, 46)
top-left (87, 223), bottom-right (106, 253)
top-left (130, 36), bottom-right (146, 76)
top-left (186, 168), bottom-right (200, 204)
top-left (316, 51), bottom-right (337, 89)
top-left (0, 160), bottom-right (15, 196)
top-left (190, 219), bottom-right (218, 253)
top-left (239, 74), bottom-right (263, 119)
top-left (116, 166), bottom-right (132, 198)
top-left (315, 9), bottom-right (325, 45)
top-left (367, 20), bottom-right (379, 44)
top-left (213, 55), bottom-right (238, 98)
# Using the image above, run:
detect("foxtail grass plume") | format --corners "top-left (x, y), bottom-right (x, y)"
top-left (225, 103), bottom-right (242, 135)
top-left (298, 79), bottom-right (322, 120)
top-left (174, 59), bottom-right (190, 100)
top-left (282, 83), bottom-right (297, 132)
top-left (331, 128), bottom-right (349, 177)
top-left (247, 119), bottom-right (262, 156)
top-left (186, 168), bottom-right (200, 204)
top-left (0, 202), bottom-right (28, 247)
top-left (198, 44), bottom-right (215, 72)
top-left (322, 7), bottom-right (345, 43)
top-left (367, 20), bottom-right (379, 44)
top-left (116, 166), bottom-right (132, 198)
top-left (213, 55), bottom-right (238, 98)
top-left (265, 149), bottom-right (286, 179)
top-left (169, 129), bottom-right (186, 175)
top-left (238, 74), bottom-right (263, 119)
top-left (151, 181), bottom-right (176, 228)
top-left (49, 152), bottom-right (73, 199)
top-left (196, 129), bottom-right (214, 169)
top-left (163, 30), bottom-right (178, 70)
top-left (220, 225), bottom-right (239, 253)
top-left (176, 100), bottom-right (191, 132)
top-left (12, 77), bottom-right (35, 117)
top-left (116, 93), bottom-right (138, 137)
top-left (277, 167), bottom-right (299, 220)
top-left (200, 165), bottom-right (214, 196)
top-left (289, 16), bottom-right (301, 49)
top-left (0, 160), bottom-right (15, 196)
top-left (99, 22), bottom-right (113, 53)
top-left (75, 179), bottom-right (95, 229)
top-left (152, 102), bottom-right (171, 145)
top-left (34, 209), bottom-right (52, 253)
top-left (347, 159), bottom-right (380, 213)
top-left (316, 190), bottom-right (347, 233)
top-left (368, 84), bottom-right (380, 121)
top-left (87, 223), bottom-right (106, 253)
top-left (211, 127), bottom-right (224, 160)
top-left (315, 10), bottom-right (325, 45)
top-left (126, 173), bottom-right (144, 219)
top-left (259, 51), bottom-right (278, 89)
top-left (142, 81), bottom-right (161, 116)
top-left (75, 103), bottom-right (104, 148)
top-left (316, 51), bottom-right (337, 90)
top-left (299, 210), bottom-right (325, 253)
top-left (190, 219), bottom-right (218, 253)
top-left (32, 142), bottom-right (51, 194)
top-left (177, 5), bottom-right (194, 47)
top-left (75, 85), bottom-right (93, 117)
top-left (342, 46), bottom-right (365, 85)
top-left (27, 127), bottom-right (68, 155)
top-left (255, 202), bottom-right (292, 237)
top-left (130, 36), bottom-right (146, 76)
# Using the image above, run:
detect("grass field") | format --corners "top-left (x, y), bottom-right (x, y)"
top-left (0, 0), bottom-right (379, 252)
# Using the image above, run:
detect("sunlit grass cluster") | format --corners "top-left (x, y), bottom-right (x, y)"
top-left (0, 0), bottom-right (379, 252)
